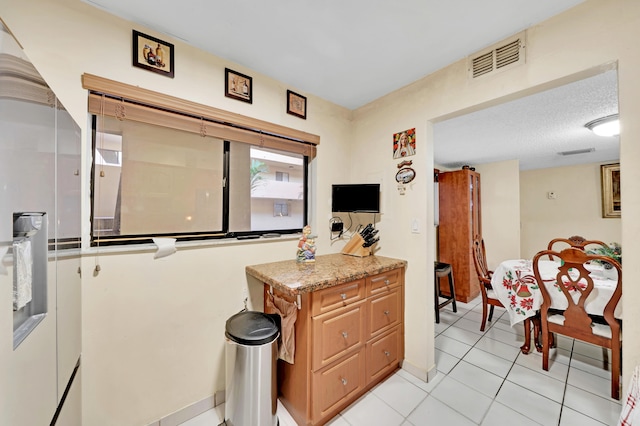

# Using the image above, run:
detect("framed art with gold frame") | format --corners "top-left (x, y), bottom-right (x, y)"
top-left (601, 163), bottom-right (621, 218)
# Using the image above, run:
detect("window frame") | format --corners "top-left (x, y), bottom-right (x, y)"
top-left (83, 73), bottom-right (317, 246)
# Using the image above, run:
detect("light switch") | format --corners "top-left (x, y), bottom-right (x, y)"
top-left (547, 191), bottom-right (557, 199)
top-left (411, 219), bottom-right (420, 234)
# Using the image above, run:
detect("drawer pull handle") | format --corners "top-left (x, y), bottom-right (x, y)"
top-left (384, 310), bottom-right (390, 316)
top-left (384, 351), bottom-right (391, 357)
top-left (341, 378), bottom-right (348, 386)
top-left (342, 331), bottom-right (348, 339)
top-left (384, 279), bottom-right (390, 285)
top-left (340, 293), bottom-right (347, 300)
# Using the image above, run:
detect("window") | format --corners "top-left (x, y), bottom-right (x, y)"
top-left (84, 74), bottom-right (318, 245)
top-left (228, 146), bottom-right (303, 231)
top-left (91, 117), bottom-right (308, 243)
top-left (274, 203), bottom-right (290, 217)
top-left (92, 115), bottom-right (224, 239)
top-left (275, 171), bottom-right (289, 182)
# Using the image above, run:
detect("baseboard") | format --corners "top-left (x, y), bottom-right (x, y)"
top-left (215, 390), bottom-right (225, 405)
top-left (400, 359), bottom-right (438, 383)
top-left (150, 394), bottom-right (217, 426)
top-left (427, 364), bottom-right (438, 382)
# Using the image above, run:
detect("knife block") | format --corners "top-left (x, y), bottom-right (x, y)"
top-left (341, 234), bottom-right (372, 257)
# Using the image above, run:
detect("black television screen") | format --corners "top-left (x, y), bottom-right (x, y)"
top-left (331, 184), bottom-right (380, 213)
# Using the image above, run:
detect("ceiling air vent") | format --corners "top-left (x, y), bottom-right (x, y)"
top-left (558, 148), bottom-right (595, 156)
top-left (469, 32), bottom-right (525, 80)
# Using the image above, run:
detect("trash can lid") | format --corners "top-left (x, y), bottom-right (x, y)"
top-left (225, 311), bottom-right (279, 346)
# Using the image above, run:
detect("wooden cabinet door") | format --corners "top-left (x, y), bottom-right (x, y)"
top-left (311, 347), bottom-right (366, 424)
top-left (367, 269), bottom-right (401, 296)
top-left (311, 279), bottom-right (365, 316)
top-left (367, 288), bottom-right (401, 338)
top-left (311, 301), bottom-right (366, 371)
top-left (366, 326), bottom-right (400, 385)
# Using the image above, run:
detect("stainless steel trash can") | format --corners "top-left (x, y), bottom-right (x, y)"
top-left (225, 311), bottom-right (279, 426)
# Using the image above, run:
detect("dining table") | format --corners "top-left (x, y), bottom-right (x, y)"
top-left (491, 258), bottom-right (622, 354)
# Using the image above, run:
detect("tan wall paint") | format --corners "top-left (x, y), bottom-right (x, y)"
top-left (520, 163), bottom-right (622, 260)
top-left (475, 160), bottom-right (521, 270)
top-left (351, 0), bottom-right (640, 390)
top-left (1, 0), bottom-right (639, 423)
top-left (1, 0), bottom-right (354, 424)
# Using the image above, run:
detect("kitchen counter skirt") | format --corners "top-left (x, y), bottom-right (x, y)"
top-left (246, 254), bottom-right (407, 297)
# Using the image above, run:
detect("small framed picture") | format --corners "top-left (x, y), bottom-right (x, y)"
top-left (287, 90), bottom-right (307, 119)
top-left (132, 30), bottom-right (174, 78)
top-left (393, 128), bottom-right (416, 159)
top-left (225, 68), bottom-right (253, 103)
top-left (601, 163), bottom-right (621, 218)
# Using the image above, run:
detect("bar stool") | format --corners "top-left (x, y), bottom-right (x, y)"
top-left (434, 261), bottom-right (457, 323)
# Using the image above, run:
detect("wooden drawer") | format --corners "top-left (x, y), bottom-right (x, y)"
top-left (311, 347), bottom-right (366, 424)
top-left (311, 279), bottom-right (365, 317)
top-left (366, 326), bottom-right (401, 385)
top-left (367, 287), bottom-right (401, 338)
top-left (367, 268), bottom-right (402, 296)
top-left (311, 301), bottom-right (366, 371)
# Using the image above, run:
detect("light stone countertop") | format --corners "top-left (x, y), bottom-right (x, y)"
top-left (246, 253), bottom-right (407, 297)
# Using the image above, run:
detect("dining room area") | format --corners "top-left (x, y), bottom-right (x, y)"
top-left (474, 235), bottom-right (621, 390)
top-left (429, 58), bottom-right (632, 423)
top-left (433, 292), bottom-right (622, 425)
top-left (433, 161), bottom-right (627, 424)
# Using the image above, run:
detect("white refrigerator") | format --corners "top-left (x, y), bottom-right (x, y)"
top-left (0, 22), bottom-right (82, 425)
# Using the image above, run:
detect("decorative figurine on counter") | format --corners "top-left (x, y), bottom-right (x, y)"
top-left (296, 225), bottom-right (316, 262)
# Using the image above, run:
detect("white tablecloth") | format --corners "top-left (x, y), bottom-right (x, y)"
top-left (492, 259), bottom-right (621, 326)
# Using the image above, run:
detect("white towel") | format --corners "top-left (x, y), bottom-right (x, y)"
top-left (153, 237), bottom-right (177, 259)
top-left (13, 239), bottom-right (33, 311)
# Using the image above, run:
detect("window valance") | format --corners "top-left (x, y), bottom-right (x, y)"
top-left (82, 73), bottom-right (319, 157)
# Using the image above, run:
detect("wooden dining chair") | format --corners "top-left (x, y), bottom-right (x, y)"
top-left (547, 235), bottom-right (608, 260)
top-left (472, 236), bottom-right (504, 331)
top-left (532, 247), bottom-right (622, 400)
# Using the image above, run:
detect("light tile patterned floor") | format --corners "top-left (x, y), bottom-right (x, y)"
top-left (182, 296), bottom-right (623, 426)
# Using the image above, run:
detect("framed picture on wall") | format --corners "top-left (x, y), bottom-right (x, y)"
top-left (225, 68), bottom-right (253, 103)
top-left (287, 90), bottom-right (307, 119)
top-left (132, 30), bottom-right (174, 78)
top-left (393, 128), bottom-right (416, 159)
top-left (601, 163), bottom-right (621, 218)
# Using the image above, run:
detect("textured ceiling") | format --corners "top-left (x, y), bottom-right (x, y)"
top-left (82, 0), bottom-right (620, 171)
top-left (434, 69), bottom-right (619, 171)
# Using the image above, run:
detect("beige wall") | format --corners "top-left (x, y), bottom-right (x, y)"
top-left (2, 0), bottom-right (640, 424)
top-left (351, 0), bottom-right (640, 391)
top-left (475, 160), bottom-right (521, 269)
top-left (520, 163), bottom-right (622, 259)
top-left (1, 1), bottom-right (354, 424)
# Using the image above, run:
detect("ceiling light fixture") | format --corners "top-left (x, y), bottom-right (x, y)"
top-left (585, 114), bottom-right (620, 137)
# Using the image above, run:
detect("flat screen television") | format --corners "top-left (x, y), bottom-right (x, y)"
top-left (331, 183), bottom-right (380, 213)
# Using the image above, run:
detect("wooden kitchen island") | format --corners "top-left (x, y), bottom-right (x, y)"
top-left (246, 254), bottom-right (406, 426)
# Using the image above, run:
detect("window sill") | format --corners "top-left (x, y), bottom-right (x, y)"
top-left (83, 233), bottom-right (301, 256)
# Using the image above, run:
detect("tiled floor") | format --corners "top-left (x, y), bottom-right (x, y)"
top-left (182, 296), bottom-right (623, 426)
